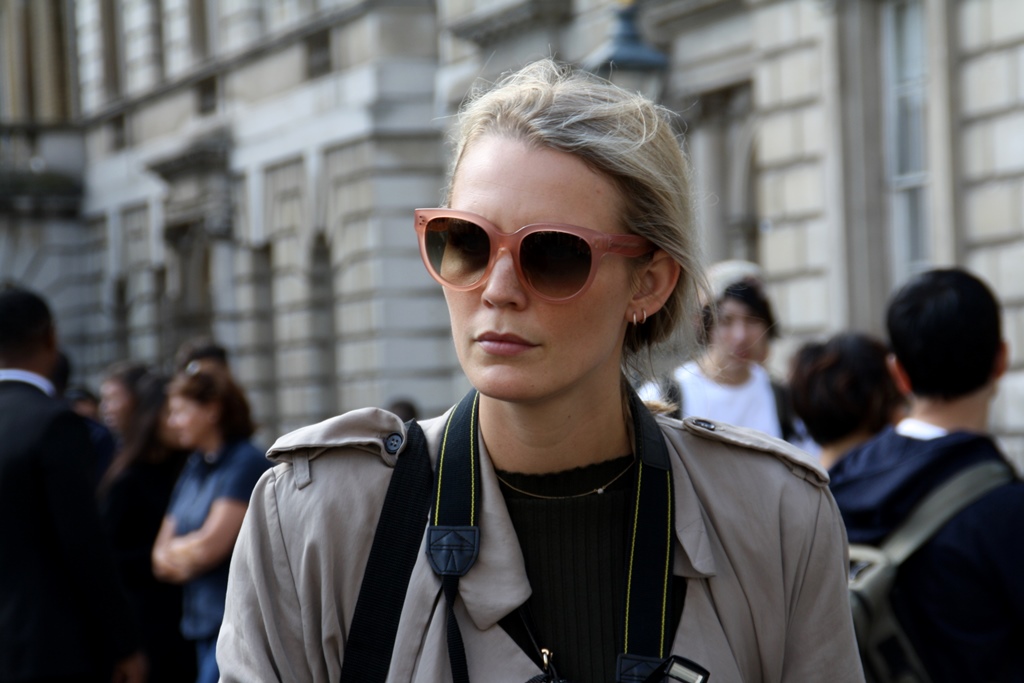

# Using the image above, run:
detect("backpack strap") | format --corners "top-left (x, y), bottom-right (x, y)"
top-left (338, 420), bottom-right (433, 683)
top-left (881, 459), bottom-right (1013, 563)
top-left (769, 380), bottom-right (797, 443)
top-left (849, 459), bottom-right (1014, 683)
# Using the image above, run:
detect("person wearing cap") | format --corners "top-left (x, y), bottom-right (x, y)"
top-left (641, 260), bottom-right (812, 450)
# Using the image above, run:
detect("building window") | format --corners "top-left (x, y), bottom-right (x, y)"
top-left (306, 30), bottom-right (331, 79)
top-left (100, 0), bottom-right (122, 99)
top-left (49, 0), bottom-right (72, 119)
top-left (109, 114), bottom-right (127, 150)
top-left (882, 0), bottom-right (928, 287)
top-left (151, 0), bottom-right (166, 82)
top-left (0, 3), bottom-right (7, 118)
top-left (309, 234), bottom-right (338, 420)
top-left (190, 0), bottom-right (210, 61)
top-left (196, 77), bottom-right (217, 114)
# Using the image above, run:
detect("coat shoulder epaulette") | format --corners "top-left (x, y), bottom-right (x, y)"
top-left (264, 408), bottom-right (449, 490)
top-left (678, 415), bottom-right (828, 487)
top-left (267, 406), bottom-right (408, 463)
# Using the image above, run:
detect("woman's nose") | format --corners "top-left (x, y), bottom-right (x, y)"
top-left (481, 249), bottom-right (527, 307)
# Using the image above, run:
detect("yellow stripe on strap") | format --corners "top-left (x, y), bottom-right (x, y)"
top-left (433, 407), bottom-right (459, 526)
top-left (623, 460), bottom-right (645, 653)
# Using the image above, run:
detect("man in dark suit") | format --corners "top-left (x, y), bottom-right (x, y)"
top-left (0, 286), bottom-right (146, 683)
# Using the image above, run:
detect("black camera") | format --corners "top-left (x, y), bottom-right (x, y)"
top-left (641, 655), bottom-right (711, 683)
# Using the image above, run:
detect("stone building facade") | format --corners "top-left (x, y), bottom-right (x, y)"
top-left (1, 0), bottom-right (1023, 457)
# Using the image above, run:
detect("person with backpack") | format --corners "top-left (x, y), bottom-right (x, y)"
top-left (830, 268), bottom-right (1024, 683)
top-left (217, 59), bottom-right (862, 683)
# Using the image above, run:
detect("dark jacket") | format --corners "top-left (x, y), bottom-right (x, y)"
top-left (830, 427), bottom-right (1024, 683)
top-left (100, 455), bottom-right (196, 682)
top-left (0, 379), bottom-right (139, 681)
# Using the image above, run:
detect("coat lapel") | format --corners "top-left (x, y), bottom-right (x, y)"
top-left (456, 426), bottom-right (533, 631)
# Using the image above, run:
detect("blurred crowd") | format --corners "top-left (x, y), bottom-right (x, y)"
top-left (89, 343), bottom-right (274, 683)
top-left (0, 286), bottom-right (270, 683)
top-left (638, 261), bottom-right (1022, 682)
top-left (639, 259), bottom-right (906, 465)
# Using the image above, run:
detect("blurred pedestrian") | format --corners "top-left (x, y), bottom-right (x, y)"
top-left (386, 398), bottom-right (419, 422)
top-left (153, 366), bottom-right (270, 683)
top-left (101, 361), bottom-right (151, 446)
top-left (0, 286), bottom-right (146, 683)
top-left (66, 384), bottom-right (103, 421)
top-left (174, 337), bottom-right (229, 374)
top-left (99, 372), bottom-right (196, 683)
top-left (56, 352), bottom-right (117, 485)
top-left (830, 269), bottom-right (1024, 682)
top-left (788, 332), bottom-right (905, 469)
top-left (640, 260), bottom-right (812, 450)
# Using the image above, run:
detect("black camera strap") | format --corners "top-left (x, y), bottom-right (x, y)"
top-left (616, 387), bottom-right (676, 683)
top-left (428, 388), bottom-right (677, 683)
top-left (426, 390), bottom-right (484, 683)
top-left (339, 420), bottom-right (433, 683)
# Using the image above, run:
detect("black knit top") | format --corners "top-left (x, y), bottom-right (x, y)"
top-left (495, 454), bottom-right (635, 682)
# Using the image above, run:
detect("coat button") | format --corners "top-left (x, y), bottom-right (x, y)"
top-left (693, 419), bottom-right (716, 431)
top-left (384, 433), bottom-right (404, 454)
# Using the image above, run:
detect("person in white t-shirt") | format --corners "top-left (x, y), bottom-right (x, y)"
top-left (641, 260), bottom-right (815, 451)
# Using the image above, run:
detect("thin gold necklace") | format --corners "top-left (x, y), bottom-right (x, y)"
top-left (495, 459), bottom-right (635, 500)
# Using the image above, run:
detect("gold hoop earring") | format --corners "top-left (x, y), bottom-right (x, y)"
top-left (632, 312), bottom-right (638, 326)
top-left (641, 308), bottom-right (648, 325)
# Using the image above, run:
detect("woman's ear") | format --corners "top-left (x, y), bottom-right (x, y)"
top-left (627, 250), bottom-right (680, 321)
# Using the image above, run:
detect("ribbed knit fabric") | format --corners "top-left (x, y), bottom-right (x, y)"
top-left (496, 455), bottom-right (633, 682)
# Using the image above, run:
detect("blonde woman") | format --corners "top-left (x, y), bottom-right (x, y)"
top-left (219, 60), bottom-right (862, 683)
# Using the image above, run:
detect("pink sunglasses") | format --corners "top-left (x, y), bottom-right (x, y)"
top-left (415, 209), bottom-right (654, 303)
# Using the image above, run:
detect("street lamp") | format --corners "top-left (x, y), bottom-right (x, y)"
top-left (582, 0), bottom-right (668, 101)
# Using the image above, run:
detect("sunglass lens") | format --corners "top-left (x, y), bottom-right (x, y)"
top-left (424, 217), bottom-right (491, 287)
top-left (521, 231), bottom-right (592, 299)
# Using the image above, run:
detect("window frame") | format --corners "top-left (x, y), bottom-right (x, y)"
top-left (880, 0), bottom-right (931, 287)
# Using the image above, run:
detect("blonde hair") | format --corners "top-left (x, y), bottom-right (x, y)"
top-left (446, 59), bottom-right (707, 361)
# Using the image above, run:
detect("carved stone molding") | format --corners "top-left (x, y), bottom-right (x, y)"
top-left (448, 0), bottom-right (572, 47)
top-left (148, 130), bottom-right (231, 181)
top-left (644, 0), bottom-right (731, 26)
top-left (149, 130), bottom-right (233, 241)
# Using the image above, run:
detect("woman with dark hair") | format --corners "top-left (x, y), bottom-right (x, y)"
top-left (98, 360), bottom-right (151, 481)
top-left (789, 332), bottom-right (906, 469)
top-left (101, 361), bottom-right (151, 440)
top-left (153, 366), bottom-right (270, 683)
top-left (98, 371), bottom-right (196, 682)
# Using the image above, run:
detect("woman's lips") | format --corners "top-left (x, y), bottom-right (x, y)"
top-left (476, 333), bottom-right (537, 356)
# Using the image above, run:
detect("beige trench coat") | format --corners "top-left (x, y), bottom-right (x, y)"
top-left (218, 406), bottom-right (864, 683)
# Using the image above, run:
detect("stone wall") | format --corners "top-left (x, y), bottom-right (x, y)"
top-left (958, 0), bottom-right (1024, 459)
top-left (69, 0), bottom-right (451, 440)
top-left (751, 2), bottom-right (831, 341)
